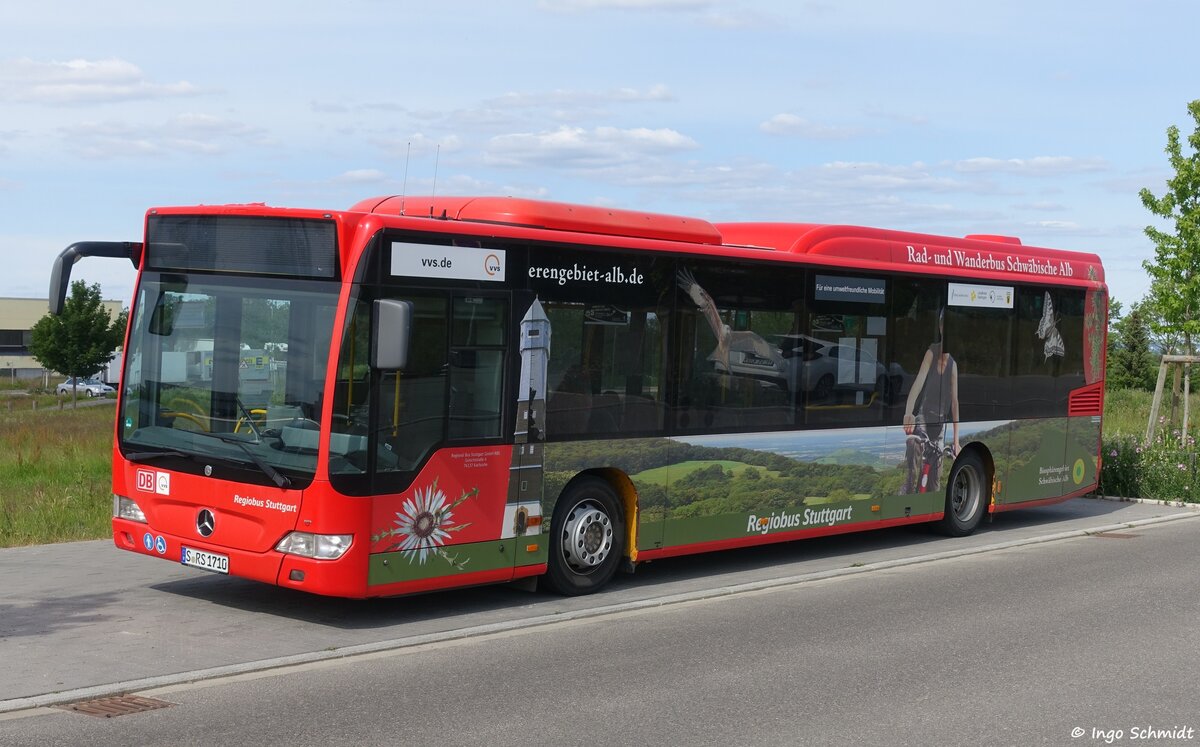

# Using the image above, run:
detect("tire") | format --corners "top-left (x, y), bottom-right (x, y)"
top-left (544, 476), bottom-right (625, 596)
top-left (86, 389), bottom-right (95, 398)
top-left (937, 451), bottom-right (987, 536)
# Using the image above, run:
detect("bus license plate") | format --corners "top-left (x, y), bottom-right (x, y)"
top-left (181, 546), bottom-right (229, 574)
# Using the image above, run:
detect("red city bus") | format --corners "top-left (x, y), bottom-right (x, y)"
top-left (51, 196), bottom-right (1106, 598)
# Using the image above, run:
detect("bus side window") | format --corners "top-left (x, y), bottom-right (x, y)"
top-left (540, 264), bottom-right (669, 439)
top-left (674, 262), bottom-right (797, 432)
top-left (802, 273), bottom-right (890, 426)
top-left (448, 296), bottom-right (506, 440)
top-left (329, 299), bottom-right (373, 474)
top-left (380, 296), bottom-right (450, 468)
top-left (1013, 288), bottom-right (1059, 417)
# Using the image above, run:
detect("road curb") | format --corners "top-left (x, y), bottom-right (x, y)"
top-left (3, 507), bottom-right (1198, 715)
top-left (1093, 494), bottom-right (1200, 509)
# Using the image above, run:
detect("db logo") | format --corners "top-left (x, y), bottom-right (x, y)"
top-left (136, 469), bottom-right (156, 492)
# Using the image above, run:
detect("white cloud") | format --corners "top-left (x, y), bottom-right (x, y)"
top-left (538, 0), bottom-right (713, 11)
top-left (497, 184), bottom-right (552, 199)
top-left (58, 114), bottom-right (270, 159)
top-left (760, 113), bottom-right (869, 140)
top-left (317, 86), bottom-right (675, 136)
top-left (1025, 220), bottom-right (1126, 238)
top-left (334, 169), bottom-right (389, 184)
top-left (533, 0), bottom-right (776, 28)
top-left (485, 125), bottom-right (698, 169)
top-left (816, 161), bottom-right (982, 193)
top-left (485, 85), bottom-right (674, 109)
top-left (0, 57), bottom-right (204, 105)
top-left (370, 133), bottom-right (465, 159)
top-left (1097, 170), bottom-right (1165, 195)
top-left (952, 156), bottom-right (1108, 175)
top-left (862, 107), bottom-right (929, 126)
top-left (1013, 200), bottom-right (1066, 211)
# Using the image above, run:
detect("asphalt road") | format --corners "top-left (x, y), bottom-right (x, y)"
top-left (1, 498), bottom-right (1198, 745)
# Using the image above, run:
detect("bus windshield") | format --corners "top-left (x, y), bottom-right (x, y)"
top-left (118, 272), bottom-right (339, 487)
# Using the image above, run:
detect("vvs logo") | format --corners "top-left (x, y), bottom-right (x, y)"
top-left (136, 469), bottom-right (170, 495)
top-left (484, 253), bottom-right (502, 277)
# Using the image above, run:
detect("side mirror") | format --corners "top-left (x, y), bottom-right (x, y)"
top-left (49, 241), bottom-right (142, 315)
top-left (372, 299), bottom-right (413, 370)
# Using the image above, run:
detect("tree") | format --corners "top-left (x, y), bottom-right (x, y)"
top-left (29, 281), bottom-right (128, 405)
top-left (1140, 99), bottom-right (1200, 356)
top-left (1105, 297), bottom-right (1124, 368)
top-left (1107, 299), bottom-right (1157, 390)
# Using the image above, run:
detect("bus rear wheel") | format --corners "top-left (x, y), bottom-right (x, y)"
top-left (544, 477), bottom-right (625, 596)
top-left (937, 451), bottom-right (987, 536)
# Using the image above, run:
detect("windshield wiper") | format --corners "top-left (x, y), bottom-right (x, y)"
top-left (194, 431), bottom-right (293, 489)
top-left (126, 449), bottom-right (192, 462)
top-left (235, 396), bottom-right (264, 440)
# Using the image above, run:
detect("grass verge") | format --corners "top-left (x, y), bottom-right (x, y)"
top-left (0, 403), bottom-right (115, 547)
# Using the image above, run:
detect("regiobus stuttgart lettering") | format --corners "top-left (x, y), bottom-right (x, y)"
top-left (746, 506), bottom-right (854, 535)
top-left (233, 494), bottom-right (298, 514)
top-left (905, 245), bottom-right (1074, 277)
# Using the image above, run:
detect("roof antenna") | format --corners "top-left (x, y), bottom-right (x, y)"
top-left (431, 142), bottom-right (441, 204)
top-left (400, 141), bottom-right (410, 216)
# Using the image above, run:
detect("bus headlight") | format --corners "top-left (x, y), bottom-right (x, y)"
top-left (114, 494), bottom-right (147, 523)
top-left (275, 532), bottom-right (353, 560)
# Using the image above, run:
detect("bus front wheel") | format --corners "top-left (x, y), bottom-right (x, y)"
top-left (544, 477), bottom-right (625, 596)
top-left (937, 451), bottom-right (987, 537)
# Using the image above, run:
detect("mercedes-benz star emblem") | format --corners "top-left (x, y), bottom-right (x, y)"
top-left (196, 509), bottom-right (215, 537)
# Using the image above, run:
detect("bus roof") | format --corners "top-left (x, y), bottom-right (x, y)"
top-left (349, 195), bottom-right (1105, 287)
top-left (350, 195), bottom-right (725, 246)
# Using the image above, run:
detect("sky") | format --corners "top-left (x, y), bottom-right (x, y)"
top-left (1, 0), bottom-right (1197, 309)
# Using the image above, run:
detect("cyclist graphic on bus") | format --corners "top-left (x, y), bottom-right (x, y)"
top-left (902, 308), bottom-right (960, 494)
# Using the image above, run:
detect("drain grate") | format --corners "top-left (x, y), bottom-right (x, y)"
top-left (56, 695), bottom-right (174, 718)
top-left (1092, 532), bottom-right (1138, 539)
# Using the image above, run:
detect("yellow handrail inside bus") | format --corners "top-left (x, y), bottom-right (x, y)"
top-left (234, 408), bottom-right (267, 434)
top-left (393, 375), bottom-right (401, 437)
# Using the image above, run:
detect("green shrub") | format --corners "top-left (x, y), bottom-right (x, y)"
top-left (1138, 427), bottom-right (1200, 502)
top-left (1099, 435), bottom-right (1141, 498)
top-left (1100, 426), bottom-right (1200, 503)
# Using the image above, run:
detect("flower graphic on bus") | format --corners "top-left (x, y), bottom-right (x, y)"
top-left (372, 478), bottom-right (478, 569)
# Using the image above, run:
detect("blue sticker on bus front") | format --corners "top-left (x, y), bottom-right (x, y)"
top-left (143, 533), bottom-right (154, 551)
top-left (155, 536), bottom-right (167, 555)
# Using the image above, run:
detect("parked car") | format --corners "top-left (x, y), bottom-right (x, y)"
top-left (776, 334), bottom-right (907, 404)
top-left (56, 377), bottom-right (115, 398)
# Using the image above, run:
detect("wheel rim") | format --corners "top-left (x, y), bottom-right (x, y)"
top-left (559, 499), bottom-right (614, 574)
top-left (950, 463), bottom-right (981, 522)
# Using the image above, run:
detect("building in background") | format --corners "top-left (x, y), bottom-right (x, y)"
top-left (0, 297), bottom-right (124, 383)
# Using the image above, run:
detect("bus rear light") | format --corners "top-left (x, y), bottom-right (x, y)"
top-left (114, 494), bottom-right (147, 523)
top-left (275, 532), bottom-right (353, 560)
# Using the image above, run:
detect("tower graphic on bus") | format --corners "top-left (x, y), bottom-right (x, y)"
top-left (505, 298), bottom-right (550, 537)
